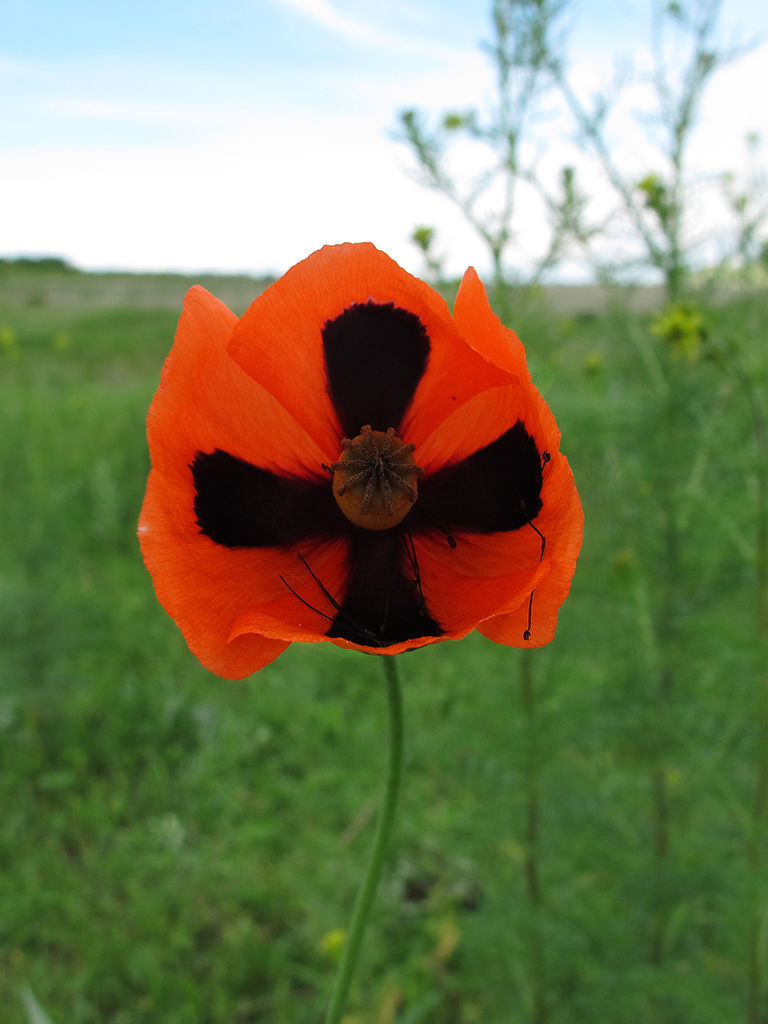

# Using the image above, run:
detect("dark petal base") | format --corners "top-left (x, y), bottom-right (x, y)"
top-left (326, 528), bottom-right (444, 647)
top-left (417, 421), bottom-right (543, 534)
top-left (192, 450), bottom-right (344, 547)
top-left (322, 302), bottom-right (430, 439)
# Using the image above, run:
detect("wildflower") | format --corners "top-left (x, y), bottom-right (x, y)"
top-left (651, 302), bottom-right (707, 361)
top-left (139, 243), bottom-right (582, 678)
top-left (0, 325), bottom-right (19, 362)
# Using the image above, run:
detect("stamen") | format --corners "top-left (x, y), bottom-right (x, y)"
top-left (400, 522), bottom-right (427, 613)
top-left (411, 505), bottom-right (458, 548)
top-left (523, 521), bottom-right (547, 641)
top-left (281, 554), bottom-right (382, 646)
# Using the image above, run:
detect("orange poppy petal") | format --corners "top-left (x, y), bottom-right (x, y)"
top-left (417, 519), bottom-right (543, 580)
top-left (141, 473), bottom-right (367, 675)
top-left (417, 544), bottom-right (548, 638)
top-left (452, 267), bottom-right (532, 381)
top-left (140, 285), bottom-right (345, 678)
top-left (329, 634), bottom-right (448, 657)
top-left (228, 243), bottom-right (511, 457)
top-left (227, 537), bottom-right (350, 644)
top-left (415, 403), bottom-right (582, 648)
top-left (140, 470), bottom-right (295, 678)
top-left (451, 266), bottom-right (561, 450)
top-left (477, 453), bottom-right (583, 647)
top-left (412, 269), bottom-right (564, 495)
top-left (416, 382), bottom-right (532, 476)
top-left (148, 285), bottom-right (332, 483)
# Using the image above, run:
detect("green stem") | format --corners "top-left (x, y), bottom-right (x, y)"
top-left (746, 372), bottom-right (768, 1024)
top-left (324, 655), bottom-right (404, 1024)
top-left (520, 649), bottom-right (547, 1024)
top-left (650, 373), bottom-right (680, 969)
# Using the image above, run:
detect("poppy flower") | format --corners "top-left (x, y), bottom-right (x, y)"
top-left (139, 243), bottom-right (582, 679)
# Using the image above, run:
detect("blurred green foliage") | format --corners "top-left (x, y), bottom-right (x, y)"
top-left (0, 274), bottom-right (766, 1023)
top-left (0, 257), bottom-right (80, 275)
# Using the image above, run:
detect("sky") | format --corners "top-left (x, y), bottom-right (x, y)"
top-left (1, 0), bottom-right (766, 280)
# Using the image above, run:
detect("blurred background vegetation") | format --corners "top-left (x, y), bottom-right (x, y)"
top-left (2, 0), bottom-right (768, 1022)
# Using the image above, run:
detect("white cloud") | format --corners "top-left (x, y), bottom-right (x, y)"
top-left (277, 0), bottom-right (373, 40)
top-left (0, 111), bottom-right (491, 277)
top-left (2, 2), bottom-right (766, 280)
top-left (274, 0), bottom-right (474, 62)
top-left (50, 99), bottom-right (238, 126)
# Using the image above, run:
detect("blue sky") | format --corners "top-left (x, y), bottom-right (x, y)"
top-left (2, 0), bottom-right (766, 278)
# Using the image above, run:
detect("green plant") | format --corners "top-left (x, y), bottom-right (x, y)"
top-left (398, 0), bottom-right (590, 321)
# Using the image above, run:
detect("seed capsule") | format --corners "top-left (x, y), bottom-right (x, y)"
top-left (331, 425), bottom-right (423, 530)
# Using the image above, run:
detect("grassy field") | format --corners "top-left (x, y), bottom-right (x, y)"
top-left (0, 267), bottom-right (766, 1024)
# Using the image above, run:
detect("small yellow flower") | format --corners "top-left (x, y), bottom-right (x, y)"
top-left (0, 325), bottom-right (19, 362)
top-left (431, 915), bottom-right (460, 965)
top-left (651, 303), bottom-right (707, 361)
top-left (583, 350), bottom-right (603, 374)
top-left (318, 928), bottom-right (347, 960)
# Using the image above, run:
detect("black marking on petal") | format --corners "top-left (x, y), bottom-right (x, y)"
top-left (322, 302), bottom-right (430, 438)
top-left (192, 450), bottom-right (345, 547)
top-left (326, 528), bottom-right (443, 647)
top-left (417, 421), bottom-right (543, 534)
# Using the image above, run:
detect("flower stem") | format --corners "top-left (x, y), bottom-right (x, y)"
top-left (520, 649), bottom-right (547, 1024)
top-left (324, 655), bottom-right (404, 1024)
top-left (746, 373), bottom-right (768, 1024)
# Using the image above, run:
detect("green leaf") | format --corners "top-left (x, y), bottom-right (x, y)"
top-left (397, 991), bottom-right (442, 1024)
top-left (20, 988), bottom-right (57, 1024)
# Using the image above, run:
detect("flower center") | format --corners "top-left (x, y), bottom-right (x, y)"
top-left (330, 425), bottom-right (424, 530)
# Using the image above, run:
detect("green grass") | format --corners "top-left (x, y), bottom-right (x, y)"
top-left (0, 277), bottom-right (766, 1023)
